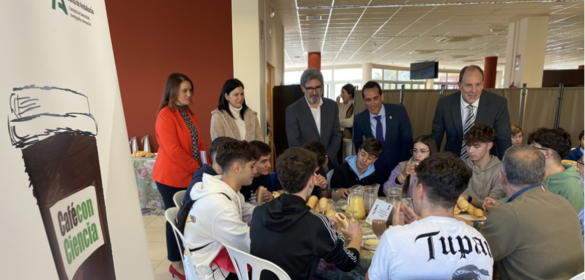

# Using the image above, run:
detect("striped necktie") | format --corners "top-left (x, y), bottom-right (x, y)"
top-left (460, 105), bottom-right (475, 159)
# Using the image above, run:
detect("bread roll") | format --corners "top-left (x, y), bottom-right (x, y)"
top-left (457, 197), bottom-right (469, 211)
top-left (307, 195), bottom-right (318, 209)
top-left (364, 239), bottom-right (380, 251)
top-left (318, 197), bottom-right (329, 212)
top-left (325, 209), bottom-right (336, 218)
top-left (257, 186), bottom-right (267, 204)
top-left (335, 213), bottom-right (349, 229)
top-left (272, 191), bottom-right (281, 198)
top-left (454, 205), bottom-right (461, 215)
top-left (473, 208), bottom-right (484, 218)
top-left (466, 204), bottom-right (476, 215)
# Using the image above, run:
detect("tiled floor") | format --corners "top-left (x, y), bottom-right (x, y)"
top-left (143, 215), bottom-right (177, 280)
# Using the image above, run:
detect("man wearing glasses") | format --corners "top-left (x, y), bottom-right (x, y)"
top-left (286, 68), bottom-right (342, 165)
top-left (484, 128), bottom-right (583, 214)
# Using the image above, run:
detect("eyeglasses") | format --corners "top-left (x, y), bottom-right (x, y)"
top-left (577, 160), bottom-right (584, 167)
top-left (304, 86), bottom-right (322, 93)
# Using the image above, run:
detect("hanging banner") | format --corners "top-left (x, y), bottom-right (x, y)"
top-left (1, 1), bottom-right (152, 279)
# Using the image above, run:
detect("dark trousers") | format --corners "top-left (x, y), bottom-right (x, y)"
top-left (155, 181), bottom-right (183, 262)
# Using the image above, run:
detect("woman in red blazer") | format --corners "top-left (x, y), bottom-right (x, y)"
top-left (152, 73), bottom-right (208, 279)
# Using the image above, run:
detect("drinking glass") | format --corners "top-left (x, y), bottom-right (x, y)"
top-left (332, 189), bottom-right (342, 202)
top-left (372, 219), bottom-right (386, 238)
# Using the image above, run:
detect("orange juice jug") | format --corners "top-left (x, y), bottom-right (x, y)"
top-left (346, 186), bottom-right (366, 220)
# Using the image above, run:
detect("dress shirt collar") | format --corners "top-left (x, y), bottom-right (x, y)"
top-left (369, 104), bottom-right (386, 119)
top-left (460, 94), bottom-right (480, 109)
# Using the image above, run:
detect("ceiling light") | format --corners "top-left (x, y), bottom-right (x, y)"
top-left (306, 15), bottom-right (322, 20)
top-left (270, 6), bottom-right (275, 17)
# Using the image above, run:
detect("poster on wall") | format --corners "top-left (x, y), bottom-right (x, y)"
top-left (1, 1), bottom-right (152, 280)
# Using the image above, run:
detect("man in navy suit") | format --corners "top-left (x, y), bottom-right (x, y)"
top-left (431, 65), bottom-right (511, 159)
top-left (353, 81), bottom-right (413, 196)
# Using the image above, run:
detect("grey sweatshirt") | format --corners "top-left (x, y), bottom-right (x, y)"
top-left (463, 156), bottom-right (506, 207)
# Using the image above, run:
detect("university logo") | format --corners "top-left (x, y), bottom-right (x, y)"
top-left (52, 0), bottom-right (68, 15)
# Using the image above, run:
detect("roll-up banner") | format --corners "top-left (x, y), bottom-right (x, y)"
top-left (0, 1), bottom-right (153, 279)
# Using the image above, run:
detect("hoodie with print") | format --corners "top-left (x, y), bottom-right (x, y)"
top-left (184, 173), bottom-right (256, 280)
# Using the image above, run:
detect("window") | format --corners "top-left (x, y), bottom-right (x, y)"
top-left (322, 69), bottom-right (333, 82)
top-left (384, 69), bottom-right (397, 81)
top-left (372, 68), bottom-right (383, 80)
top-left (397, 70), bottom-right (410, 81)
top-left (434, 72), bottom-right (459, 90)
top-left (335, 68), bottom-right (362, 81)
top-left (284, 71), bottom-right (303, 85)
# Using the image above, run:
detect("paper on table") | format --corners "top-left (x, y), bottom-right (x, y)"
top-left (365, 199), bottom-right (393, 225)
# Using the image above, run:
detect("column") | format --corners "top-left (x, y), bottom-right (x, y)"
top-left (232, 0), bottom-right (266, 141)
top-left (308, 52), bottom-right (321, 69)
top-left (483, 56), bottom-right (498, 88)
top-left (495, 71), bottom-right (504, 88)
top-left (504, 16), bottom-right (549, 88)
top-left (362, 63), bottom-right (373, 88)
top-left (426, 79), bottom-right (434, 89)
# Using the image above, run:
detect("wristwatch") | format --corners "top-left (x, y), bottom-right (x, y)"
top-left (467, 195), bottom-right (472, 203)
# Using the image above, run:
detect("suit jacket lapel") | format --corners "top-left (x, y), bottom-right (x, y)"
top-left (300, 98), bottom-right (320, 137)
top-left (475, 90), bottom-right (488, 124)
top-left (362, 110), bottom-right (374, 139)
top-left (451, 92), bottom-right (463, 139)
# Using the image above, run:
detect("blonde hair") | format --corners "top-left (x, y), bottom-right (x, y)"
top-left (511, 125), bottom-right (523, 136)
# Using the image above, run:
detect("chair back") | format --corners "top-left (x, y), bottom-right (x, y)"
top-left (223, 243), bottom-right (291, 280)
top-left (165, 207), bottom-right (197, 280)
top-left (174, 190), bottom-right (186, 207)
top-left (569, 272), bottom-right (584, 280)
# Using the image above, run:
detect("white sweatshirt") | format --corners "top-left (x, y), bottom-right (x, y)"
top-left (184, 174), bottom-right (255, 280)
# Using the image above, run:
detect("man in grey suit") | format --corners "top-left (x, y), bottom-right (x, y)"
top-left (286, 68), bottom-right (342, 165)
top-left (432, 65), bottom-right (511, 159)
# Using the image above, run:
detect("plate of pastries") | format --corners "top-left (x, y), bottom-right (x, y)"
top-left (454, 197), bottom-right (486, 221)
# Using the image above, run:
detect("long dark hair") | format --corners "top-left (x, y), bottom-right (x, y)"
top-left (403, 135), bottom-right (438, 196)
top-left (342, 84), bottom-right (355, 98)
top-left (218, 78), bottom-right (249, 120)
top-left (156, 73), bottom-right (194, 116)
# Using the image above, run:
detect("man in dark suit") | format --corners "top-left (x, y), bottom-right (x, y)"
top-left (354, 81), bottom-right (413, 195)
top-left (432, 65), bottom-right (511, 159)
top-left (286, 68), bottom-right (342, 165)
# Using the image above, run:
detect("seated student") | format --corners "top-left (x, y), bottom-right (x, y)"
top-left (459, 124), bottom-right (506, 208)
top-left (250, 147), bottom-right (362, 280)
top-left (511, 124), bottom-right (523, 146)
top-left (184, 140), bottom-right (260, 280)
top-left (240, 140), bottom-right (281, 204)
top-left (183, 137), bottom-right (236, 205)
top-left (566, 130), bottom-right (584, 161)
top-left (367, 153), bottom-right (493, 280)
top-left (485, 128), bottom-right (584, 213)
top-left (480, 145), bottom-right (584, 280)
top-left (383, 135), bottom-right (438, 198)
top-left (331, 138), bottom-right (382, 199)
top-left (273, 141), bottom-right (328, 198)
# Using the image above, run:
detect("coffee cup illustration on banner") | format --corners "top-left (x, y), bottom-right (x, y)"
top-left (8, 85), bottom-right (116, 280)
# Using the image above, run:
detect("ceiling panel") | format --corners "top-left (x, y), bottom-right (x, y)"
top-left (276, 0), bottom-right (584, 69)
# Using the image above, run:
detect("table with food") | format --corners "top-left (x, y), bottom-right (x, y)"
top-left (308, 184), bottom-right (486, 280)
top-left (131, 151), bottom-right (165, 215)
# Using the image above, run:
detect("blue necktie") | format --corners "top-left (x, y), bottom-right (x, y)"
top-left (374, 115), bottom-right (384, 146)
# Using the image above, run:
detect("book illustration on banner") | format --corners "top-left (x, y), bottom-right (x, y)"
top-left (8, 85), bottom-right (116, 280)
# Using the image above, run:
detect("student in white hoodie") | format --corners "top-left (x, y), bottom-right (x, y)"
top-left (184, 140), bottom-right (260, 280)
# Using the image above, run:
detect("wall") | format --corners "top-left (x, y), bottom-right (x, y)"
top-left (265, 1), bottom-right (285, 86)
top-left (232, 0), bottom-right (265, 140)
top-left (105, 0), bottom-right (233, 152)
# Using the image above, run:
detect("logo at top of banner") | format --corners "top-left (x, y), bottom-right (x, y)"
top-left (52, 0), bottom-right (95, 26)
